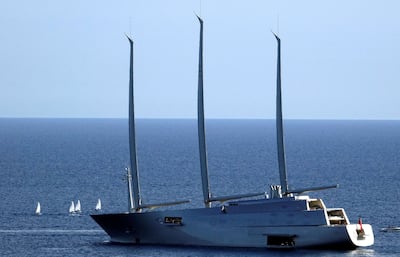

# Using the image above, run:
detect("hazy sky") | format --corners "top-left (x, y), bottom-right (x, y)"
top-left (1, 0), bottom-right (399, 119)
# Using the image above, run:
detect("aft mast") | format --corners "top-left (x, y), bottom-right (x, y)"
top-left (271, 33), bottom-right (338, 197)
top-left (273, 33), bottom-right (289, 195)
top-left (126, 36), bottom-right (142, 212)
top-left (196, 16), bottom-right (212, 208)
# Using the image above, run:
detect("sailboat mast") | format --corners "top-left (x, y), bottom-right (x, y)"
top-left (274, 34), bottom-right (289, 195)
top-left (197, 16), bottom-right (211, 207)
top-left (126, 36), bottom-right (142, 211)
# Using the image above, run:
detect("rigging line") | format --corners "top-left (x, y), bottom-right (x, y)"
top-left (129, 17), bottom-right (133, 38)
top-left (277, 14), bottom-right (280, 36)
top-left (200, 0), bottom-right (202, 18)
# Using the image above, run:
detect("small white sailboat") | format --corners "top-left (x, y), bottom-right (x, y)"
top-left (75, 200), bottom-right (81, 213)
top-left (95, 199), bottom-right (102, 211)
top-left (69, 201), bottom-right (75, 214)
top-left (35, 202), bottom-right (41, 215)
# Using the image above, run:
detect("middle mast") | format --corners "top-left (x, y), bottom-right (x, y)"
top-left (196, 16), bottom-right (212, 208)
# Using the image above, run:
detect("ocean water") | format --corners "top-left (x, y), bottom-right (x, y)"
top-left (0, 118), bottom-right (398, 257)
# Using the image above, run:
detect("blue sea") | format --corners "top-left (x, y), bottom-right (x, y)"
top-left (0, 118), bottom-right (399, 257)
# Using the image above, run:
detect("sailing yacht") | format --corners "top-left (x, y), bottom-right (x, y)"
top-left (95, 199), bottom-right (102, 211)
top-left (90, 17), bottom-right (374, 249)
top-left (35, 202), bottom-right (41, 215)
top-left (75, 200), bottom-right (82, 213)
top-left (69, 201), bottom-right (75, 215)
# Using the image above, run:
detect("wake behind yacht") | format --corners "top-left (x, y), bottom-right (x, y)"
top-left (90, 17), bottom-right (374, 249)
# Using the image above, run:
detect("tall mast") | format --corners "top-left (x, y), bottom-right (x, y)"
top-left (273, 34), bottom-right (289, 195)
top-left (197, 16), bottom-right (211, 207)
top-left (126, 36), bottom-right (142, 211)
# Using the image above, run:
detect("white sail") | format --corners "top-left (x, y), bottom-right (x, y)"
top-left (95, 198), bottom-right (101, 211)
top-left (75, 200), bottom-right (81, 213)
top-left (35, 202), bottom-right (41, 215)
top-left (69, 201), bottom-right (75, 214)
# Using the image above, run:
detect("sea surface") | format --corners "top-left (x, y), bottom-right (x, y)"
top-left (0, 118), bottom-right (399, 257)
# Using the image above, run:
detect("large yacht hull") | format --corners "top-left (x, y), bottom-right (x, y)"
top-left (91, 199), bottom-right (373, 249)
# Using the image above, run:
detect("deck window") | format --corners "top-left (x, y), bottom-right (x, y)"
top-left (163, 216), bottom-right (183, 225)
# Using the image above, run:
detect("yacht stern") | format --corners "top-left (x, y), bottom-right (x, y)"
top-left (346, 224), bottom-right (374, 247)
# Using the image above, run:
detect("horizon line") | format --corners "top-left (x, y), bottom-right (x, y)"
top-left (1, 117), bottom-right (400, 121)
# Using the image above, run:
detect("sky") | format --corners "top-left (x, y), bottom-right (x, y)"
top-left (0, 0), bottom-right (399, 119)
